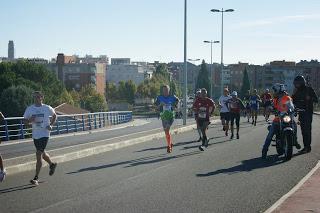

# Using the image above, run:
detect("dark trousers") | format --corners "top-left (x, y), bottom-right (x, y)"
top-left (299, 112), bottom-right (313, 149)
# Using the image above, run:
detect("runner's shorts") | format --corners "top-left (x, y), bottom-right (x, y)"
top-left (220, 112), bottom-right (230, 121)
top-left (162, 119), bottom-right (174, 130)
top-left (230, 112), bottom-right (240, 127)
top-left (197, 118), bottom-right (210, 130)
top-left (33, 137), bottom-right (49, 152)
top-left (264, 101), bottom-right (272, 108)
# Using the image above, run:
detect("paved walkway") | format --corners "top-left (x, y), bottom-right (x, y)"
top-left (270, 161), bottom-right (320, 213)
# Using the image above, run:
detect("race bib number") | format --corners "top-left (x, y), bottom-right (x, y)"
top-left (198, 107), bottom-right (207, 118)
top-left (163, 104), bottom-right (172, 112)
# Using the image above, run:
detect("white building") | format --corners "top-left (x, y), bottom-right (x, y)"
top-left (106, 58), bottom-right (154, 85)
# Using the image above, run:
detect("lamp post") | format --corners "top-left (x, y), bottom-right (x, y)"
top-left (183, 0), bottom-right (187, 125)
top-left (203, 40), bottom-right (219, 98)
top-left (188, 58), bottom-right (200, 93)
top-left (211, 8), bottom-right (234, 96)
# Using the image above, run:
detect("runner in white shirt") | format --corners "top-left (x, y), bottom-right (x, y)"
top-left (0, 112), bottom-right (6, 182)
top-left (219, 88), bottom-right (232, 136)
top-left (24, 91), bottom-right (57, 185)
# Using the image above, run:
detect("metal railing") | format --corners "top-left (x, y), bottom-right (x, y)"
top-left (0, 111), bottom-right (132, 141)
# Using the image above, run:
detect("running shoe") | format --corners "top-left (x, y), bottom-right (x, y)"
top-left (198, 145), bottom-right (205, 151)
top-left (30, 177), bottom-right (39, 186)
top-left (0, 169), bottom-right (6, 182)
top-left (49, 163), bottom-right (57, 176)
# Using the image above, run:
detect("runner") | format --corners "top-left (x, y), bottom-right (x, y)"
top-left (193, 89), bottom-right (203, 142)
top-left (193, 88), bottom-right (215, 151)
top-left (262, 88), bottom-right (272, 122)
top-left (155, 85), bottom-right (179, 153)
top-left (23, 91), bottom-right (58, 185)
top-left (0, 111), bottom-right (6, 182)
top-left (227, 91), bottom-right (245, 139)
top-left (244, 98), bottom-right (251, 122)
top-left (249, 89), bottom-right (261, 126)
top-left (219, 88), bottom-right (232, 136)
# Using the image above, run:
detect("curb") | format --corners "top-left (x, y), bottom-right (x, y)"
top-left (5, 120), bottom-right (218, 176)
top-left (264, 160), bottom-right (320, 213)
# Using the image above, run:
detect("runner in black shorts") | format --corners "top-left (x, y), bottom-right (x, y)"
top-left (219, 88), bottom-right (232, 136)
top-left (24, 91), bottom-right (58, 185)
top-left (227, 91), bottom-right (245, 139)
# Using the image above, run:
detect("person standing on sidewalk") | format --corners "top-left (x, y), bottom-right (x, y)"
top-left (219, 88), bottom-right (232, 136)
top-left (292, 75), bottom-right (319, 154)
top-left (0, 111), bottom-right (6, 182)
top-left (227, 91), bottom-right (245, 140)
top-left (155, 85), bottom-right (179, 153)
top-left (193, 88), bottom-right (215, 151)
top-left (24, 91), bottom-right (58, 185)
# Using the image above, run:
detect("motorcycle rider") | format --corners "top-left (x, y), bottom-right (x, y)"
top-left (261, 84), bottom-right (298, 159)
top-left (292, 75), bottom-right (318, 154)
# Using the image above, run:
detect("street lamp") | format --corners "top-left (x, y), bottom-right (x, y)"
top-left (203, 40), bottom-right (219, 98)
top-left (188, 58), bottom-right (200, 93)
top-left (183, 0), bottom-right (187, 125)
top-left (211, 8), bottom-right (234, 96)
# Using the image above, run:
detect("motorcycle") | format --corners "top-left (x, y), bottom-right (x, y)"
top-left (269, 109), bottom-right (296, 161)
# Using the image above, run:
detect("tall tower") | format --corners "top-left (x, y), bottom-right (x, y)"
top-left (8, 40), bottom-right (14, 60)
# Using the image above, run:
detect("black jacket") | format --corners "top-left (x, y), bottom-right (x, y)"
top-left (292, 86), bottom-right (318, 113)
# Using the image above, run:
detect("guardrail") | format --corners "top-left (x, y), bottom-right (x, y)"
top-left (0, 111), bottom-right (132, 141)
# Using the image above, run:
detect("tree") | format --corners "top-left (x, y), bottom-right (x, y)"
top-left (196, 60), bottom-right (211, 97)
top-left (240, 67), bottom-right (251, 98)
top-left (0, 85), bottom-right (34, 117)
top-left (79, 84), bottom-right (108, 112)
top-left (125, 80), bottom-right (137, 104)
top-left (118, 81), bottom-right (127, 101)
top-left (105, 82), bottom-right (118, 101)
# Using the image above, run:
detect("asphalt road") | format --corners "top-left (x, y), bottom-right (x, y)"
top-left (0, 118), bottom-right (195, 159)
top-left (1, 116), bottom-right (320, 213)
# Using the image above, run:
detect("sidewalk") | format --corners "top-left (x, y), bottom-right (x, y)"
top-left (266, 161), bottom-right (320, 213)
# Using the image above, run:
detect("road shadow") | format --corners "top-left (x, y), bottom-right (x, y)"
top-left (183, 137), bottom-right (231, 150)
top-left (0, 183), bottom-right (39, 194)
top-left (67, 150), bottom-right (201, 174)
top-left (196, 154), bottom-right (284, 177)
top-left (136, 140), bottom-right (197, 153)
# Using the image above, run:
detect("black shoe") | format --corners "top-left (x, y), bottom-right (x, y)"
top-left (295, 143), bottom-right (301, 150)
top-left (254, 121), bottom-right (257, 126)
top-left (262, 150), bottom-right (267, 159)
top-left (49, 163), bottom-right (57, 176)
top-left (230, 134), bottom-right (234, 140)
top-left (225, 131), bottom-right (228, 136)
top-left (197, 137), bottom-right (202, 142)
top-left (30, 176), bottom-right (39, 186)
top-left (252, 121), bottom-right (254, 125)
top-left (236, 134), bottom-right (239, 139)
top-left (199, 145), bottom-right (205, 151)
top-left (298, 147), bottom-right (311, 154)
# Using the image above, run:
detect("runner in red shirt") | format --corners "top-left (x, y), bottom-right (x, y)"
top-left (262, 89), bottom-right (273, 122)
top-left (193, 88), bottom-right (215, 151)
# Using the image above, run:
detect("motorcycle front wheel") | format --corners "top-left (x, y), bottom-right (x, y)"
top-left (283, 131), bottom-right (294, 161)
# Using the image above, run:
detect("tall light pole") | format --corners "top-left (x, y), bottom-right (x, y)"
top-left (183, 0), bottom-right (187, 125)
top-left (211, 8), bottom-right (234, 96)
top-left (203, 40), bottom-right (219, 98)
top-left (188, 58), bottom-right (200, 93)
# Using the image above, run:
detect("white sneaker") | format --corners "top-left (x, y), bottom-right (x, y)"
top-left (0, 169), bottom-right (6, 182)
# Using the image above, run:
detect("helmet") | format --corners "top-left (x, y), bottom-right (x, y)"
top-left (201, 88), bottom-right (207, 94)
top-left (272, 83), bottom-right (286, 94)
top-left (196, 89), bottom-right (201, 96)
top-left (265, 88), bottom-right (270, 93)
top-left (293, 75), bottom-right (306, 87)
top-left (231, 91), bottom-right (238, 97)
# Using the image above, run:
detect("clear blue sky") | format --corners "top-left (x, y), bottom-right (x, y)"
top-left (1, 0), bottom-right (319, 65)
